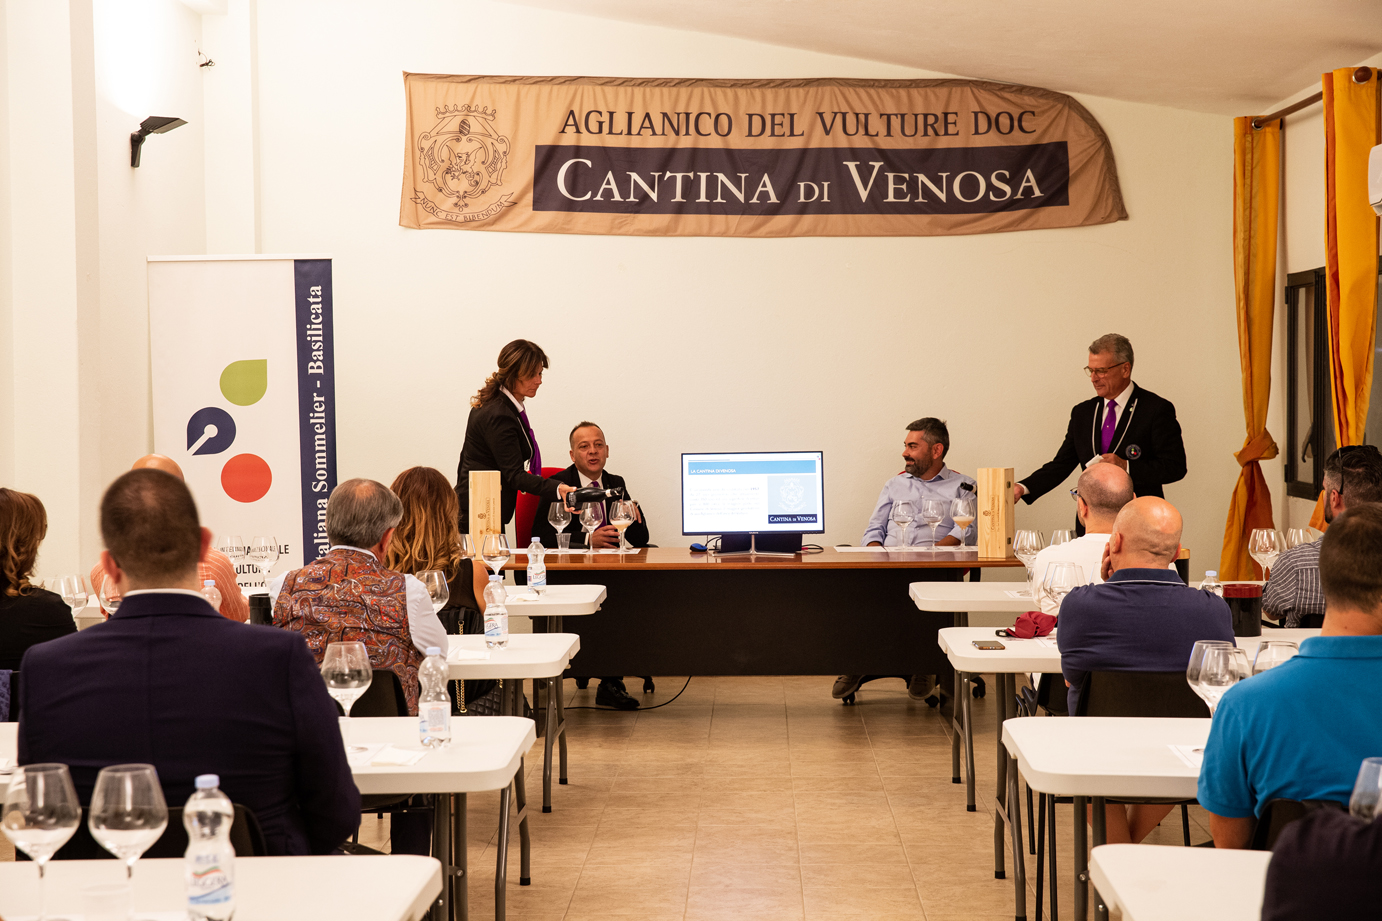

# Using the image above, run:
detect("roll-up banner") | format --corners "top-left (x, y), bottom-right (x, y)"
top-left (148, 256), bottom-right (337, 590)
top-left (400, 75), bottom-right (1127, 237)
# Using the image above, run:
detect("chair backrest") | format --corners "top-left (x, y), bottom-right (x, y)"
top-left (1077, 670), bottom-right (1210, 718)
top-left (1175, 547), bottom-right (1191, 585)
top-left (338, 667), bottom-right (409, 718)
top-left (48, 803), bottom-right (268, 860)
top-left (1, 669), bottom-right (15, 722)
top-left (1250, 798), bottom-right (1347, 851)
top-left (513, 466), bottom-right (564, 545)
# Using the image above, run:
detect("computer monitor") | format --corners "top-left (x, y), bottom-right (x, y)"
top-left (681, 451), bottom-right (825, 536)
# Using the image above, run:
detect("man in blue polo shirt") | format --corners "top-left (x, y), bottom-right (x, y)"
top-left (1199, 504), bottom-right (1382, 848)
top-left (1057, 496), bottom-right (1233, 843)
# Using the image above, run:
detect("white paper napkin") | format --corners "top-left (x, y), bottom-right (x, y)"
top-left (447, 646), bottom-right (491, 661)
top-left (1005, 589), bottom-right (1033, 599)
top-left (370, 746), bottom-right (427, 767)
top-left (1169, 744), bottom-right (1204, 769)
top-left (506, 593), bottom-right (541, 603)
top-left (345, 743), bottom-right (385, 767)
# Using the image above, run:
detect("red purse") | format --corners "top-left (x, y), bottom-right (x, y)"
top-left (1000, 611), bottom-right (1057, 639)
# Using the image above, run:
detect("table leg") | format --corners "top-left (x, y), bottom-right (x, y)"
top-left (960, 670), bottom-right (976, 811)
top-left (951, 667), bottom-right (962, 785)
top-left (556, 670), bottom-right (569, 786)
top-left (1047, 792), bottom-right (1058, 921)
top-left (432, 791), bottom-right (452, 921)
top-left (1006, 747), bottom-right (1028, 921)
top-left (993, 672), bottom-right (1010, 879)
top-left (1035, 793), bottom-right (1045, 921)
top-left (1073, 796), bottom-right (1088, 921)
top-left (507, 679), bottom-right (533, 886)
top-left (455, 793), bottom-right (468, 921)
top-left (496, 785), bottom-right (511, 921)
top-left (543, 677), bottom-right (557, 813)
top-left (1091, 796), bottom-right (1108, 921)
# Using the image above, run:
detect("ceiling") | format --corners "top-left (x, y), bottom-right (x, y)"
top-left (497, 0), bottom-right (1382, 115)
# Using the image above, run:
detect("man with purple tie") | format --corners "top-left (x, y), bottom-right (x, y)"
top-left (1013, 334), bottom-right (1186, 532)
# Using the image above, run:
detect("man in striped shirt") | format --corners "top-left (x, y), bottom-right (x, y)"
top-left (1264, 446), bottom-right (1382, 628)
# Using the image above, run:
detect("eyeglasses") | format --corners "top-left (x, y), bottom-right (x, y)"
top-left (1084, 362), bottom-right (1129, 378)
top-left (1069, 488), bottom-right (1081, 502)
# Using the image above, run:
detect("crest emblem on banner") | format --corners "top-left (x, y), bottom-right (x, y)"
top-left (412, 104), bottom-right (516, 224)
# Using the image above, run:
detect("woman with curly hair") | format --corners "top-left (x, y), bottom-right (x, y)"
top-left (0, 488), bottom-right (76, 671)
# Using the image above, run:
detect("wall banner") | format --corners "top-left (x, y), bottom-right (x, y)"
top-left (400, 75), bottom-right (1127, 238)
top-left (148, 256), bottom-right (338, 590)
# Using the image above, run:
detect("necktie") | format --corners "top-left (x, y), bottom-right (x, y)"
top-left (517, 408), bottom-right (542, 473)
top-left (1100, 399), bottom-right (1118, 454)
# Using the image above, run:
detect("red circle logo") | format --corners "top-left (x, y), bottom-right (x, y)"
top-left (221, 453), bottom-right (272, 503)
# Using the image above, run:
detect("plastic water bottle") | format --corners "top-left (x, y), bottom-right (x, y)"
top-left (199, 579), bottom-right (222, 614)
top-left (527, 538), bottom-right (547, 595)
top-left (483, 575), bottom-right (509, 649)
top-left (184, 774), bottom-right (235, 921)
top-left (418, 646), bottom-right (451, 748)
top-left (1202, 570), bottom-right (1224, 597)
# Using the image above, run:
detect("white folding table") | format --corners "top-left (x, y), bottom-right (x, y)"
top-left (0, 854), bottom-right (442, 921)
top-left (351, 716), bottom-right (535, 921)
top-left (447, 633), bottom-right (580, 816)
top-left (1089, 844), bottom-right (1270, 921)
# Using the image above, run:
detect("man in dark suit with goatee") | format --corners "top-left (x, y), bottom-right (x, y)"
top-left (1014, 334), bottom-right (1186, 530)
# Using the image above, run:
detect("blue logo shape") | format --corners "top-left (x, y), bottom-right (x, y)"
top-left (187, 407), bottom-right (237, 456)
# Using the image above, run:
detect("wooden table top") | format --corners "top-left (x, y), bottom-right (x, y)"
top-left (499, 546), bottom-right (1024, 571)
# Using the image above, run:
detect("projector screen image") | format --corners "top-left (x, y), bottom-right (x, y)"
top-left (682, 452), bottom-right (825, 535)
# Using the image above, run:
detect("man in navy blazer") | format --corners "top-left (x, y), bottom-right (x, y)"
top-left (17, 468), bottom-right (360, 856)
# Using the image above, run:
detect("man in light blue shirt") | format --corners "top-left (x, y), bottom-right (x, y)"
top-left (1198, 504), bottom-right (1382, 848)
top-left (835, 418), bottom-right (977, 705)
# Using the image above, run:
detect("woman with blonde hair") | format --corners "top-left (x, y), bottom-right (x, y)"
top-left (455, 339), bottom-right (575, 531)
top-left (0, 488), bottom-right (76, 672)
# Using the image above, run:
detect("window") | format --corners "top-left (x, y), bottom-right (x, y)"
top-left (1285, 268), bottom-right (1330, 498)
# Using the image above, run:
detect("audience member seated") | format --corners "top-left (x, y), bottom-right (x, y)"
top-left (270, 477), bottom-right (447, 716)
top-left (0, 488), bottom-right (76, 672)
top-left (1058, 496), bottom-right (1232, 843)
top-left (1028, 463), bottom-right (1136, 615)
top-left (1260, 808), bottom-right (1382, 920)
top-left (1264, 445), bottom-right (1382, 627)
top-left (1199, 505), bottom-right (1382, 849)
top-left (532, 421), bottom-right (648, 710)
top-left (89, 454), bottom-right (248, 623)
top-left (16, 468), bottom-right (359, 854)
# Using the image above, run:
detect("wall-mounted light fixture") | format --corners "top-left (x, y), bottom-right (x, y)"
top-left (130, 116), bottom-right (188, 167)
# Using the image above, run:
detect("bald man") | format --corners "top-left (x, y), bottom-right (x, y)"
top-left (1056, 497), bottom-right (1232, 843)
top-left (89, 455), bottom-right (249, 623)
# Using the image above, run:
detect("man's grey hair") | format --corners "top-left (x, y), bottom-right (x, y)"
top-left (326, 478), bottom-right (403, 548)
top-left (907, 417), bottom-right (950, 458)
top-left (1089, 333), bottom-right (1134, 366)
top-left (1077, 464), bottom-right (1135, 517)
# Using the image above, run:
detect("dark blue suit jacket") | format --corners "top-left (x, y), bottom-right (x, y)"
top-left (17, 592), bottom-right (360, 855)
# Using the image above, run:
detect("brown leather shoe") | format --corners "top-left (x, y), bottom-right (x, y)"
top-left (832, 675), bottom-right (864, 699)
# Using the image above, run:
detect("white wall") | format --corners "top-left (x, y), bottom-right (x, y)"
top-left (248, 0), bottom-right (1237, 576)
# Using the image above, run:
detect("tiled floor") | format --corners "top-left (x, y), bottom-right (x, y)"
top-left (358, 675), bottom-right (1212, 921)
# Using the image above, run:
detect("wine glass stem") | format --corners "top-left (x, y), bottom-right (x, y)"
top-left (36, 860), bottom-right (47, 921)
top-left (619, 530), bottom-right (627, 553)
top-left (930, 524), bottom-right (939, 550)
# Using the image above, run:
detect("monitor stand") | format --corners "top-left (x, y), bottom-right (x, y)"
top-left (715, 532), bottom-right (801, 557)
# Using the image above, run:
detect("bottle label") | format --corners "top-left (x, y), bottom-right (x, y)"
top-left (485, 614), bottom-right (504, 637)
top-left (420, 702), bottom-right (450, 736)
top-left (188, 853), bottom-right (233, 906)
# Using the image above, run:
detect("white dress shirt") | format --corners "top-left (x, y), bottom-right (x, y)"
top-left (1085, 380), bottom-right (1135, 468)
top-left (268, 546), bottom-right (447, 655)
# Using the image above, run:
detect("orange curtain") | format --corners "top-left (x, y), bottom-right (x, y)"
top-left (1324, 67), bottom-right (1380, 448)
top-left (1220, 118), bottom-right (1281, 579)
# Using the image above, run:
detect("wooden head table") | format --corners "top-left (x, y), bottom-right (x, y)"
top-left (505, 547), bottom-right (1022, 678)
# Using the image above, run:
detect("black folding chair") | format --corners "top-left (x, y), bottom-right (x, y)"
top-left (1250, 798), bottom-right (1346, 851)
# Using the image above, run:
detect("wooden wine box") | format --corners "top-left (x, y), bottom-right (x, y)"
top-left (468, 470), bottom-right (502, 540)
top-left (977, 467), bottom-right (1016, 559)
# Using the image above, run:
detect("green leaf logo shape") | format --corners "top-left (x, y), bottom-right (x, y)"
top-left (219, 359), bottom-right (268, 406)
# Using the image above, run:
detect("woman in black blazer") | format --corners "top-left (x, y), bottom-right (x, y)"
top-left (455, 339), bottom-right (574, 531)
top-left (0, 488), bottom-right (77, 672)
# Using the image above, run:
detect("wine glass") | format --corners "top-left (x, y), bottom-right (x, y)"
top-left (1048, 530), bottom-right (1075, 547)
top-left (1198, 645), bottom-right (1249, 715)
top-left (98, 577), bottom-right (122, 616)
top-left (1248, 528), bottom-right (1282, 579)
top-left (321, 641), bottom-right (372, 753)
top-left (1042, 561), bottom-right (1084, 612)
top-left (54, 574), bottom-right (88, 621)
top-left (579, 502), bottom-right (605, 551)
top-left (1186, 640), bottom-right (1235, 708)
top-left (419, 570), bottom-right (449, 614)
top-left (1284, 527), bottom-right (1312, 549)
top-left (480, 533), bottom-right (511, 577)
top-left (1350, 758), bottom-right (1382, 821)
top-left (950, 497), bottom-right (976, 548)
top-left (609, 499), bottom-right (637, 553)
top-left (1013, 529), bottom-right (1044, 596)
top-left (89, 764), bottom-right (169, 886)
top-left (2, 763), bottom-right (81, 921)
top-left (460, 533), bottom-right (478, 559)
top-left (1251, 640), bottom-right (1299, 675)
top-left (247, 536), bottom-right (279, 587)
top-left (548, 503), bottom-right (572, 543)
top-left (920, 498), bottom-right (947, 551)
top-left (890, 500), bottom-right (915, 547)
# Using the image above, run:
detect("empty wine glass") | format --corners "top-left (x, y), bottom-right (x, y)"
top-left (609, 499), bottom-right (637, 553)
top-left (1013, 529), bottom-right (1044, 595)
top-left (2, 763), bottom-right (81, 921)
top-left (419, 570), bottom-right (449, 614)
top-left (1186, 640), bottom-right (1236, 708)
top-left (460, 533), bottom-right (478, 559)
top-left (890, 500), bottom-right (915, 547)
top-left (1042, 561), bottom-right (1084, 612)
top-left (481, 533), bottom-right (511, 577)
top-left (1248, 528), bottom-right (1282, 579)
top-left (1048, 530), bottom-right (1075, 547)
top-left (247, 536), bottom-right (279, 586)
top-left (1252, 640), bottom-right (1299, 675)
top-left (54, 574), bottom-right (88, 621)
top-left (98, 577), bottom-right (122, 616)
top-left (548, 502), bottom-right (572, 540)
top-left (1350, 757), bottom-right (1382, 821)
top-left (1285, 528), bottom-right (1314, 549)
top-left (950, 497), bottom-right (976, 548)
top-left (321, 641), bottom-right (372, 753)
top-left (579, 502), bottom-right (605, 550)
top-left (89, 764), bottom-right (169, 886)
top-left (1198, 645), bottom-right (1250, 714)
top-left (920, 498), bottom-right (947, 551)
